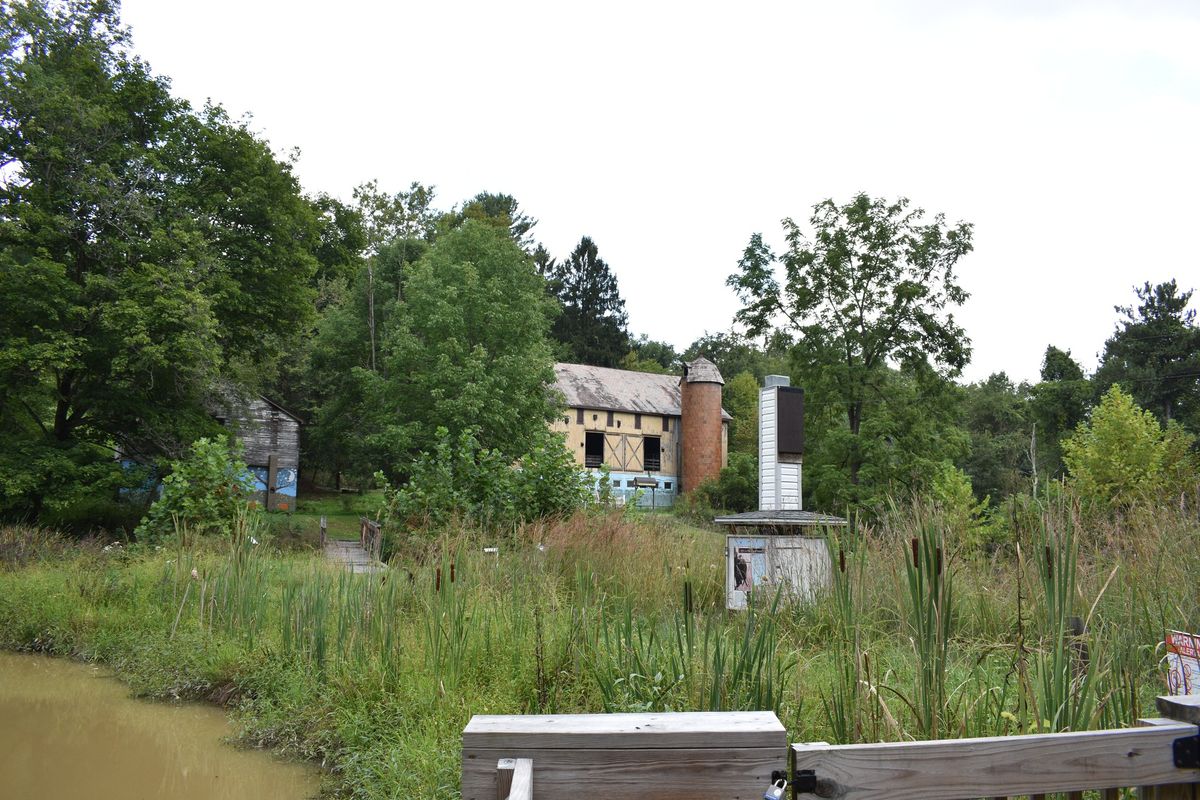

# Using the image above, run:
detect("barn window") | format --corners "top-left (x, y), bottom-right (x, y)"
top-left (612, 480), bottom-right (620, 488)
top-left (593, 413), bottom-right (598, 421)
top-left (606, 411), bottom-right (614, 426)
top-left (576, 408), bottom-right (584, 424)
top-left (634, 414), bottom-right (642, 429)
top-left (626, 480), bottom-right (636, 488)
top-left (662, 416), bottom-right (670, 432)
top-left (643, 436), bottom-right (662, 471)
top-left (664, 481), bottom-right (673, 490)
top-left (584, 432), bottom-right (604, 468)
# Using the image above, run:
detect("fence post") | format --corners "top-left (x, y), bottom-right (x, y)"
top-left (496, 758), bottom-right (532, 800)
top-left (1146, 696), bottom-right (1200, 799)
top-left (319, 515), bottom-right (327, 548)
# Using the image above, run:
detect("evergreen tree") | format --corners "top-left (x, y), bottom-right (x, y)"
top-left (1029, 346), bottom-right (1092, 479)
top-left (1093, 280), bottom-right (1200, 431)
top-left (548, 236), bottom-right (629, 367)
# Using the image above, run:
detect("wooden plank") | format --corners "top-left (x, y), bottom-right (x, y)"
top-left (791, 724), bottom-right (1200, 800)
top-left (461, 746), bottom-right (783, 800)
top-left (1158, 695), bottom-right (1200, 726)
top-left (496, 758), bottom-right (514, 800)
top-left (463, 711), bottom-right (785, 750)
top-left (507, 759), bottom-right (532, 800)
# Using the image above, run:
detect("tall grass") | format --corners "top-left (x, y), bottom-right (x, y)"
top-left (1, 499), bottom-right (1197, 798)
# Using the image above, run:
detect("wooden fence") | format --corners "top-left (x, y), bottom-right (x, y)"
top-left (359, 517), bottom-right (382, 561)
top-left (463, 698), bottom-right (1200, 800)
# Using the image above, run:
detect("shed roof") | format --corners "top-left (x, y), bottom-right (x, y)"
top-left (553, 363), bottom-right (732, 420)
top-left (713, 510), bottom-right (848, 528)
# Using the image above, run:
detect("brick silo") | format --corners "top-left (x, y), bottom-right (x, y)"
top-left (680, 357), bottom-right (725, 493)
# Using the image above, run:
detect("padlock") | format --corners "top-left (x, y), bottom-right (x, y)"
top-left (763, 778), bottom-right (787, 800)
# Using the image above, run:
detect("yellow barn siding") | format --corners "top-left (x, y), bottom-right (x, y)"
top-left (551, 408), bottom-right (681, 474)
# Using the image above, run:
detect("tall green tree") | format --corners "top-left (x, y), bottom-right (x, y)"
top-left (0, 0), bottom-right (320, 517)
top-left (355, 220), bottom-right (559, 474)
top-left (959, 373), bottom-right (1031, 501)
top-left (1093, 280), bottom-right (1200, 431)
top-left (547, 236), bottom-right (629, 367)
top-left (728, 194), bottom-right (974, 510)
top-left (1028, 345), bottom-right (1092, 480)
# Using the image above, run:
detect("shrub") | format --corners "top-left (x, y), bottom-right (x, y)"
top-left (382, 427), bottom-right (590, 532)
top-left (1063, 386), bottom-right (1199, 509)
top-left (135, 436), bottom-right (256, 542)
top-left (692, 452), bottom-right (757, 513)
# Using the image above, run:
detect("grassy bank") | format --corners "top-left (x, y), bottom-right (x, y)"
top-left (0, 505), bottom-right (1196, 798)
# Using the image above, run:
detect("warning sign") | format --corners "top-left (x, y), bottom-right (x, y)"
top-left (1165, 630), bottom-right (1200, 695)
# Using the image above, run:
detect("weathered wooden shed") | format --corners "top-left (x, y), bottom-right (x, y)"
top-left (214, 395), bottom-right (301, 512)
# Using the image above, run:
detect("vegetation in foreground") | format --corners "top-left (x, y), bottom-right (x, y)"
top-left (2, 501), bottom-right (1198, 798)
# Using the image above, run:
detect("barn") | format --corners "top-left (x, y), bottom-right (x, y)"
top-left (550, 358), bottom-right (730, 506)
top-left (214, 395), bottom-right (301, 512)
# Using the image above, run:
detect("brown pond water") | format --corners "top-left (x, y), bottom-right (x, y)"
top-left (0, 652), bottom-right (321, 800)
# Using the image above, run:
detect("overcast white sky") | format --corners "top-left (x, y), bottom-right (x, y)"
top-left (120, 0), bottom-right (1199, 384)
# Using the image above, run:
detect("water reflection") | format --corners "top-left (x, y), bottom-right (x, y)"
top-left (0, 652), bottom-right (320, 800)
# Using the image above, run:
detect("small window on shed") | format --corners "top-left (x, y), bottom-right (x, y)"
top-left (606, 411), bottom-right (614, 426)
top-left (664, 481), bottom-right (673, 490)
top-left (634, 414), bottom-right (642, 429)
top-left (612, 480), bottom-right (621, 488)
top-left (662, 416), bottom-right (670, 432)
top-left (626, 480), bottom-right (636, 488)
top-left (576, 408), bottom-right (584, 424)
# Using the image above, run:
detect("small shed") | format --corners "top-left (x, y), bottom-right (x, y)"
top-left (714, 375), bottom-right (847, 609)
top-left (715, 510), bottom-right (847, 609)
top-left (216, 395), bottom-right (301, 512)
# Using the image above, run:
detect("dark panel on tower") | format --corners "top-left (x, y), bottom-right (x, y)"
top-left (777, 387), bottom-right (805, 455)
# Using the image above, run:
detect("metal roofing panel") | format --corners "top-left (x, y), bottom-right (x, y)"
top-left (553, 363), bottom-right (732, 420)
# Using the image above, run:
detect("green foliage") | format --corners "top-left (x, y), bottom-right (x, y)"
top-left (136, 436), bottom-right (255, 542)
top-left (1063, 386), bottom-right (1199, 509)
top-left (803, 368), bottom-right (969, 515)
top-left (692, 452), bottom-right (757, 513)
top-left (929, 462), bottom-right (990, 550)
top-left (958, 373), bottom-right (1031, 502)
top-left (1029, 346), bottom-right (1092, 479)
top-left (344, 220), bottom-right (558, 475)
top-left (682, 330), bottom-right (791, 383)
top-left (381, 427), bottom-right (589, 532)
top-left (545, 236), bottom-right (630, 367)
top-left (723, 371), bottom-right (759, 455)
top-left (620, 335), bottom-right (678, 374)
top-left (729, 194), bottom-right (973, 513)
top-left (0, 0), bottom-right (319, 516)
top-left (1093, 280), bottom-right (1200, 432)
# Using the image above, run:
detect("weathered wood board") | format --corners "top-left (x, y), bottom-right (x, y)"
top-left (792, 722), bottom-right (1200, 800)
top-left (462, 711), bottom-right (786, 800)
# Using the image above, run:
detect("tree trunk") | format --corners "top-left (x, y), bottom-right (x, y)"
top-left (847, 400), bottom-right (863, 489)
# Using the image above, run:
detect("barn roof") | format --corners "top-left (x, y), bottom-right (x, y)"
top-left (553, 363), bottom-right (732, 420)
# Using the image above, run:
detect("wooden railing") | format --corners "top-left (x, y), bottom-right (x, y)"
top-left (495, 758), bottom-right (533, 800)
top-left (792, 696), bottom-right (1200, 799)
top-left (463, 701), bottom-right (1200, 800)
top-left (359, 516), bottom-right (382, 561)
